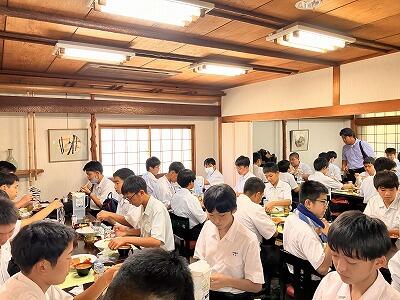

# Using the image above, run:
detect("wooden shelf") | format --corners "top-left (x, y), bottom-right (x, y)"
top-left (15, 169), bottom-right (44, 177)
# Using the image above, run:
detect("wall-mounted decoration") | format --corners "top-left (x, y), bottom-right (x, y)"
top-left (290, 130), bottom-right (309, 151)
top-left (48, 129), bottom-right (88, 162)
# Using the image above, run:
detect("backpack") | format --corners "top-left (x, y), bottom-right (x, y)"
top-left (101, 192), bottom-right (118, 213)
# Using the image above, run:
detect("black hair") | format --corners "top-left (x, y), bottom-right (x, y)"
top-left (278, 160), bottom-right (291, 172)
top-left (103, 248), bottom-right (194, 300)
top-left (243, 177), bottom-right (265, 197)
top-left (113, 168), bottom-right (135, 181)
top-left (373, 170), bottom-right (399, 190)
top-left (83, 160), bottom-right (103, 173)
top-left (318, 152), bottom-right (329, 161)
top-left (203, 184), bottom-right (236, 213)
top-left (121, 175), bottom-right (147, 195)
top-left (169, 161), bottom-right (185, 174)
top-left (0, 172), bottom-right (19, 186)
top-left (204, 158), bottom-right (216, 166)
top-left (385, 147), bottom-right (397, 155)
top-left (146, 157), bottom-right (161, 171)
top-left (235, 155), bottom-right (250, 167)
top-left (328, 211), bottom-right (391, 260)
top-left (299, 180), bottom-right (328, 204)
top-left (339, 127), bottom-right (356, 138)
top-left (289, 152), bottom-right (299, 159)
top-left (11, 221), bottom-right (77, 274)
top-left (263, 162), bottom-right (279, 174)
top-left (0, 197), bottom-right (18, 225)
top-left (253, 152), bottom-right (261, 163)
top-left (313, 157), bottom-right (329, 171)
top-left (0, 161), bottom-right (17, 173)
top-left (177, 169), bottom-right (196, 188)
top-left (327, 151), bottom-right (337, 160)
top-left (374, 157), bottom-right (396, 172)
top-left (363, 157), bottom-right (376, 165)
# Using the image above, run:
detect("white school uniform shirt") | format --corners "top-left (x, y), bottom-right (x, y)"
top-left (234, 194), bottom-right (276, 243)
top-left (0, 220), bottom-right (21, 286)
top-left (194, 218), bottom-right (264, 294)
top-left (115, 194), bottom-right (142, 229)
top-left (88, 176), bottom-right (118, 210)
top-left (153, 175), bottom-right (175, 207)
top-left (253, 165), bottom-right (267, 182)
top-left (395, 159), bottom-right (400, 179)
top-left (264, 180), bottom-right (292, 203)
top-left (205, 169), bottom-right (224, 189)
top-left (389, 250), bottom-right (400, 292)
top-left (279, 172), bottom-right (298, 190)
top-left (138, 196), bottom-right (175, 251)
top-left (234, 171), bottom-right (256, 194)
top-left (328, 163), bottom-right (342, 181)
top-left (292, 162), bottom-right (313, 177)
top-left (141, 171), bottom-right (158, 196)
top-left (170, 188), bottom-right (207, 229)
top-left (359, 175), bottom-right (377, 203)
top-left (0, 272), bottom-right (72, 300)
top-left (312, 270), bottom-right (400, 300)
top-left (363, 193), bottom-right (400, 230)
top-left (308, 171), bottom-right (343, 193)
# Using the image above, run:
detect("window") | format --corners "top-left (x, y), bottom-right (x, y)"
top-left (99, 125), bottom-right (194, 177)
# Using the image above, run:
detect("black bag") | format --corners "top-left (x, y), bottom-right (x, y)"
top-left (101, 192), bottom-right (118, 213)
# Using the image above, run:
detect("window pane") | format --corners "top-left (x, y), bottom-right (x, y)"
top-left (183, 129), bottom-right (191, 139)
top-left (127, 140), bottom-right (138, 152)
top-left (173, 140), bottom-right (182, 151)
top-left (127, 129), bottom-right (138, 139)
top-left (115, 153), bottom-right (126, 165)
top-left (138, 129), bottom-right (148, 141)
top-left (102, 141), bottom-right (113, 154)
top-left (172, 128), bottom-right (182, 140)
top-left (152, 140), bottom-right (161, 151)
top-left (114, 129), bottom-right (126, 140)
top-left (182, 139), bottom-right (191, 150)
top-left (139, 141), bottom-right (148, 152)
top-left (162, 129), bottom-right (171, 139)
top-left (102, 154), bottom-right (113, 165)
top-left (163, 139), bottom-right (172, 151)
top-left (152, 129), bottom-right (161, 139)
top-left (101, 129), bottom-right (113, 141)
top-left (115, 141), bottom-right (126, 152)
top-left (128, 153), bottom-right (138, 164)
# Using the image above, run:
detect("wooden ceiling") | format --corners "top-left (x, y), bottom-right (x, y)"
top-left (0, 0), bottom-right (399, 97)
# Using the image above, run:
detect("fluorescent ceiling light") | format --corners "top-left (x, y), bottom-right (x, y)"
top-left (266, 23), bottom-right (356, 53)
top-left (190, 62), bottom-right (252, 76)
top-left (54, 41), bottom-right (133, 64)
top-left (94, 0), bottom-right (214, 27)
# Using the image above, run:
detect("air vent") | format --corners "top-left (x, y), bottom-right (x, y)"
top-left (295, 0), bottom-right (323, 10)
top-left (78, 63), bottom-right (181, 82)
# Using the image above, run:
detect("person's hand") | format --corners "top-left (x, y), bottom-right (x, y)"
top-left (97, 210), bottom-right (110, 222)
top-left (108, 237), bottom-right (128, 250)
top-left (18, 194), bottom-right (32, 208)
top-left (264, 202), bottom-right (274, 213)
top-left (113, 224), bottom-right (129, 237)
top-left (49, 199), bottom-right (63, 210)
top-left (210, 273), bottom-right (230, 290)
top-left (102, 264), bottom-right (122, 283)
top-left (80, 185), bottom-right (91, 194)
top-left (320, 218), bottom-right (330, 236)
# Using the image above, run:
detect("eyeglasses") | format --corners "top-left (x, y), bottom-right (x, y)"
top-left (315, 200), bottom-right (329, 207)
top-left (123, 193), bottom-right (137, 201)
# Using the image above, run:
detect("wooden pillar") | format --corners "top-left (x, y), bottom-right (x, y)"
top-left (218, 117), bottom-right (222, 171)
top-left (333, 66), bottom-right (340, 106)
top-left (89, 94), bottom-right (97, 161)
top-left (282, 120), bottom-right (287, 160)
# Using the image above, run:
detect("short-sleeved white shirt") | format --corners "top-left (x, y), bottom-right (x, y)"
top-left (234, 171), bottom-right (256, 194)
top-left (153, 175), bottom-right (176, 207)
top-left (141, 171), bottom-right (158, 196)
top-left (389, 250), bottom-right (400, 292)
top-left (234, 194), bottom-right (276, 242)
top-left (138, 196), bottom-right (175, 251)
top-left (89, 176), bottom-right (118, 210)
top-left (205, 169), bottom-right (224, 188)
top-left (360, 175), bottom-right (378, 203)
top-left (170, 188), bottom-right (207, 229)
top-left (313, 270), bottom-right (400, 300)
top-left (279, 172), bottom-right (298, 190)
top-left (253, 165), bottom-right (266, 182)
top-left (264, 180), bottom-right (292, 203)
top-left (308, 171), bottom-right (343, 193)
top-left (0, 272), bottom-right (73, 299)
top-left (291, 162), bottom-right (313, 176)
top-left (363, 193), bottom-right (400, 230)
top-left (115, 194), bottom-right (142, 228)
top-left (194, 218), bottom-right (264, 294)
top-left (328, 163), bottom-right (342, 181)
top-left (0, 220), bottom-right (21, 285)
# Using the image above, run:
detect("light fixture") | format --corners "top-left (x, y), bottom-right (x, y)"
top-left (54, 41), bottom-right (134, 64)
top-left (295, 0), bottom-right (323, 10)
top-left (266, 23), bottom-right (356, 53)
top-left (94, 0), bottom-right (214, 27)
top-left (190, 62), bottom-right (252, 76)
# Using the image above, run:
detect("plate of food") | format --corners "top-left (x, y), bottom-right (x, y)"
top-left (70, 254), bottom-right (97, 266)
top-left (94, 238), bottom-right (112, 251)
top-left (76, 226), bottom-right (96, 235)
top-left (18, 207), bottom-right (33, 219)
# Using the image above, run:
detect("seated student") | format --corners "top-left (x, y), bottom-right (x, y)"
top-left (235, 177), bottom-right (277, 243)
top-left (0, 172), bottom-right (31, 209)
top-left (363, 170), bottom-right (400, 237)
top-left (154, 161), bottom-right (184, 208)
top-left (80, 160), bottom-right (117, 216)
top-left (360, 157), bottom-right (396, 204)
top-left (0, 221), bottom-right (118, 299)
top-left (194, 184), bottom-right (264, 299)
top-left (142, 156), bottom-right (161, 196)
top-left (263, 163), bottom-right (292, 213)
top-left (234, 155), bottom-right (256, 195)
top-left (326, 151), bottom-right (342, 181)
top-left (97, 168), bottom-right (141, 228)
top-left (108, 175), bottom-right (175, 251)
top-left (357, 157), bottom-right (376, 178)
top-left (252, 152), bottom-right (266, 182)
top-left (204, 157), bottom-right (224, 189)
top-left (283, 181), bottom-right (332, 277)
top-left (313, 211), bottom-right (400, 300)
top-left (0, 162), bottom-right (16, 174)
top-left (385, 147), bottom-right (400, 179)
top-left (103, 248), bottom-right (194, 300)
top-left (389, 250), bottom-right (400, 292)
top-left (277, 160), bottom-right (299, 193)
top-left (0, 197), bottom-right (62, 286)
top-left (289, 152), bottom-right (313, 181)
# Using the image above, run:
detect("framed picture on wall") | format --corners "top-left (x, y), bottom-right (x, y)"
top-left (290, 130), bottom-right (309, 152)
top-left (48, 129), bottom-right (89, 162)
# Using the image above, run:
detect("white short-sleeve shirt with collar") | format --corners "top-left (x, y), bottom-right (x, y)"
top-left (389, 250), bottom-right (400, 292)
top-left (328, 163), bottom-right (342, 181)
top-left (264, 180), bottom-right (292, 202)
top-left (89, 176), bottom-right (118, 210)
top-left (234, 194), bottom-right (276, 242)
top-left (170, 188), bottom-right (207, 229)
top-left (253, 165), bottom-right (266, 182)
top-left (292, 162), bottom-right (313, 176)
top-left (194, 218), bottom-right (264, 294)
top-left (0, 272), bottom-right (73, 300)
top-left (153, 175), bottom-right (175, 207)
top-left (308, 171), bottom-right (343, 193)
top-left (234, 171), bottom-right (256, 194)
top-left (359, 175), bottom-right (377, 203)
top-left (312, 270), bottom-right (400, 300)
top-left (138, 196), bottom-right (175, 251)
top-left (141, 171), bottom-right (158, 196)
top-left (0, 220), bottom-right (21, 286)
top-left (363, 193), bottom-right (400, 230)
top-left (115, 194), bottom-right (142, 229)
top-left (206, 169), bottom-right (224, 188)
top-left (279, 172), bottom-right (298, 190)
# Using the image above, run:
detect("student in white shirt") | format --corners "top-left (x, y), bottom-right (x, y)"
top-left (327, 151), bottom-right (342, 181)
top-left (385, 147), bottom-right (400, 179)
top-left (364, 170), bottom-right (400, 237)
top-left (0, 221), bottom-right (118, 300)
top-left (171, 169), bottom-right (207, 239)
top-left (204, 157), bottom-right (224, 188)
top-left (0, 169), bottom-right (31, 209)
top-left (194, 184), bottom-right (264, 299)
top-left (252, 152), bottom-right (266, 182)
top-left (109, 175), bottom-right (175, 251)
top-left (153, 161), bottom-right (184, 208)
top-left (389, 250), bottom-right (400, 292)
top-left (234, 156), bottom-right (256, 195)
top-left (142, 156), bottom-right (161, 196)
top-left (289, 152), bottom-right (313, 181)
top-left (356, 157), bottom-right (376, 186)
top-left (283, 181), bottom-right (332, 277)
top-left (313, 211), bottom-right (400, 300)
top-left (263, 163), bottom-right (292, 213)
top-left (80, 160), bottom-right (118, 216)
top-left (277, 160), bottom-right (299, 192)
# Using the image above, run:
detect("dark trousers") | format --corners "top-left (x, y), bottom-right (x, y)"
top-left (209, 291), bottom-right (253, 300)
top-left (346, 167), bottom-right (365, 183)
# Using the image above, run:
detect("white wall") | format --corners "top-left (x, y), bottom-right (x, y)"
top-left (252, 121), bottom-right (281, 156)
top-left (0, 113), bottom-right (218, 201)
